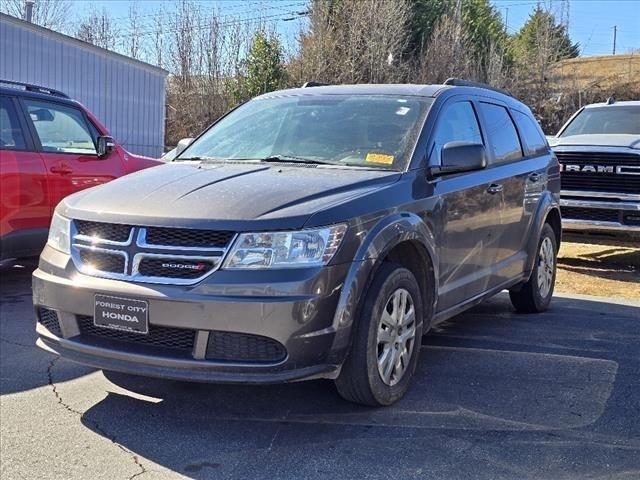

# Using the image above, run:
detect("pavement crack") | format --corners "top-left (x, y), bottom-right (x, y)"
top-left (46, 356), bottom-right (147, 479)
top-left (0, 337), bottom-right (36, 349)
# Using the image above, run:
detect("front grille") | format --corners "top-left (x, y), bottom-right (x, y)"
top-left (37, 308), bottom-right (62, 336)
top-left (206, 331), bottom-right (286, 363)
top-left (79, 249), bottom-right (125, 274)
top-left (561, 206), bottom-right (620, 223)
top-left (72, 221), bottom-right (236, 284)
top-left (145, 227), bottom-right (235, 248)
top-left (75, 220), bottom-right (132, 242)
top-left (77, 315), bottom-right (196, 353)
top-left (557, 151), bottom-right (640, 194)
top-left (137, 257), bottom-right (217, 279)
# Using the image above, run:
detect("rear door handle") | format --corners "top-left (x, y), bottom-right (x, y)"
top-left (486, 183), bottom-right (503, 194)
top-left (529, 172), bottom-right (541, 182)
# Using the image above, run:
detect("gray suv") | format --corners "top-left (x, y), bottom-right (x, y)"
top-left (33, 80), bottom-right (561, 406)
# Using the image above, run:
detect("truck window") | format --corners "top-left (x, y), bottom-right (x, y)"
top-left (0, 96), bottom-right (27, 151)
top-left (480, 102), bottom-right (523, 164)
top-left (23, 99), bottom-right (97, 155)
top-left (430, 101), bottom-right (483, 164)
top-left (560, 106), bottom-right (640, 136)
top-left (513, 110), bottom-right (548, 156)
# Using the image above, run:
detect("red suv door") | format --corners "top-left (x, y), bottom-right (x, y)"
top-left (0, 95), bottom-right (50, 258)
top-left (21, 98), bottom-right (125, 208)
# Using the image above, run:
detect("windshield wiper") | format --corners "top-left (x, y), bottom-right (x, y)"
top-left (259, 155), bottom-right (335, 165)
top-left (178, 156), bottom-right (223, 162)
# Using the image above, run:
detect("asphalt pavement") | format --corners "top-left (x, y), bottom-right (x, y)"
top-left (1, 262), bottom-right (639, 479)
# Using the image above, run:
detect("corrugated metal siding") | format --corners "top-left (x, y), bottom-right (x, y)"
top-left (0, 14), bottom-right (167, 158)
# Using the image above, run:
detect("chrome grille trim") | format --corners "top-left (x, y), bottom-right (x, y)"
top-left (72, 244), bottom-right (129, 278)
top-left (131, 252), bottom-right (224, 285)
top-left (136, 228), bottom-right (230, 253)
top-left (70, 221), bottom-right (236, 285)
top-left (74, 228), bottom-right (135, 246)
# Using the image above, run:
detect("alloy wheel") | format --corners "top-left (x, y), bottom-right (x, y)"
top-left (376, 288), bottom-right (416, 386)
top-left (537, 236), bottom-right (555, 298)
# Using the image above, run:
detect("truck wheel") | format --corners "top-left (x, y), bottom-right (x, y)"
top-left (335, 262), bottom-right (423, 406)
top-left (509, 223), bottom-right (557, 313)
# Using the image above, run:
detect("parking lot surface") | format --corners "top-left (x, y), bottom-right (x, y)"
top-left (1, 263), bottom-right (639, 480)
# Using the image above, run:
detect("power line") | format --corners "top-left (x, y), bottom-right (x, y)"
top-left (85, 9), bottom-right (310, 43)
top-left (93, 1), bottom-right (308, 35)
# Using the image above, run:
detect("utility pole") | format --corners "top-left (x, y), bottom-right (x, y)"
top-left (24, 0), bottom-right (34, 23)
top-left (612, 25), bottom-right (617, 55)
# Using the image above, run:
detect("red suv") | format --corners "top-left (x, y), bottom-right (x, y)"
top-left (0, 80), bottom-right (160, 261)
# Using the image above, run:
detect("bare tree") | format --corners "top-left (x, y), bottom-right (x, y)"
top-left (76, 6), bottom-right (119, 51)
top-left (1, 0), bottom-right (72, 31)
top-left (126, 2), bottom-right (143, 60)
top-left (412, 12), bottom-right (475, 84)
top-left (295, 0), bottom-right (411, 85)
top-left (152, 8), bottom-right (166, 68)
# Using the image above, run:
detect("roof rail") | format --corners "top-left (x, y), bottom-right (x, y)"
top-left (443, 78), bottom-right (513, 98)
top-left (302, 81), bottom-right (330, 88)
top-left (0, 79), bottom-right (69, 99)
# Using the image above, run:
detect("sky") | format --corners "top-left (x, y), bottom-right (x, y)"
top-left (70, 0), bottom-right (640, 57)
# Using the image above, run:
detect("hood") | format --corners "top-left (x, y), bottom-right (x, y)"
top-left (550, 134), bottom-right (640, 150)
top-left (61, 162), bottom-right (401, 230)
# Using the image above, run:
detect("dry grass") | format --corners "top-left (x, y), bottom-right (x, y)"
top-left (555, 242), bottom-right (640, 301)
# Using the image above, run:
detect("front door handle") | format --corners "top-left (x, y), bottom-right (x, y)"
top-left (486, 183), bottom-right (503, 194)
top-left (50, 163), bottom-right (73, 175)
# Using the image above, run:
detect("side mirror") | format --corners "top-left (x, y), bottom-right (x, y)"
top-left (97, 136), bottom-right (115, 159)
top-left (175, 138), bottom-right (194, 157)
top-left (428, 142), bottom-right (487, 178)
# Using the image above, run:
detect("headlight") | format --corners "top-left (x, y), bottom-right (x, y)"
top-left (223, 224), bottom-right (347, 269)
top-left (47, 213), bottom-right (71, 254)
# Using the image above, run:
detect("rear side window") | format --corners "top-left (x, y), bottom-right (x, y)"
top-left (480, 103), bottom-right (523, 164)
top-left (513, 110), bottom-right (548, 156)
top-left (430, 101), bottom-right (483, 163)
top-left (23, 99), bottom-right (97, 155)
top-left (0, 96), bottom-right (27, 151)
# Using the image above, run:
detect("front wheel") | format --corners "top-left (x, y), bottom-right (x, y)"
top-left (509, 223), bottom-right (557, 313)
top-left (335, 262), bottom-right (423, 406)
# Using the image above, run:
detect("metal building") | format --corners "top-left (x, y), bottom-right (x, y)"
top-left (0, 13), bottom-right (168, 158)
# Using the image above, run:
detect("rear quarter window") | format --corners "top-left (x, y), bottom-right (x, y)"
top-left (479, 102), bottom-right (523, 164)
top-left (513, 110), bottom-right (548, 156)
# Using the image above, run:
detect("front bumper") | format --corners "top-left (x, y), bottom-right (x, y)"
top-left (560, 191), bottom-right (640, 243)
top-left (33, 246), bottom-right (356, 383)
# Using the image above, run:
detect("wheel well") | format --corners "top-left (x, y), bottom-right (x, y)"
top-left (545, 208), bottom-right (562, 248)
top-left (382, 240), bottom-right (435, 321)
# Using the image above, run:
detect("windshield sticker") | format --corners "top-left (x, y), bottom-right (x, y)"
top-left (396, 106), bottom-right (410, 116)
top-left (366, 153), bottom-right (394, 165)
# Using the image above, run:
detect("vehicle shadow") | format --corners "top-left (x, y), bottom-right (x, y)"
top-left (557, 245), bottom-right (639, 283)
top-left (0, 261), bottom-right (95, 394)
top-left (79, 294), bottom-right (639, 479)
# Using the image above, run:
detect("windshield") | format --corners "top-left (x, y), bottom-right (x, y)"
top-left (179, 94), bottom-right (432, 170)
top-left (561, 106), bottom-right (640, 136)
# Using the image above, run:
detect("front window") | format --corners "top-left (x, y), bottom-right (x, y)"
top-left (23, 99), bottom-right (97, 155)
top-left (560, 106), bottom-right (640, 136)
top-left (180, 95), bottom-right (432, 170)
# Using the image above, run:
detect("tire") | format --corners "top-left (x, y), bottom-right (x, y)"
top-left (509, 223), bottom-right (557, 313)
top-left (335, 262), bottom-right (423, 406)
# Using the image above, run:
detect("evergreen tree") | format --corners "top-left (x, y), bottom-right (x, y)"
top-left (233, 31), bottom-right (285, 103)
top-left (510, 7), bottom-right (579, 65)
